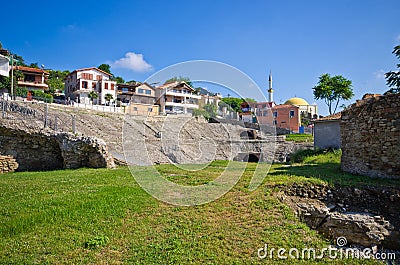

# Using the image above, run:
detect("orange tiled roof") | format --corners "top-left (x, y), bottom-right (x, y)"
top-left (71, 67), bottom-right (113, 76)
top-left (14, 66), bottom-right (49, 75)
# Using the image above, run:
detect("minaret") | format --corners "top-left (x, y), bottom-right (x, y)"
top-left (268, 70), bottom-right (274, 102)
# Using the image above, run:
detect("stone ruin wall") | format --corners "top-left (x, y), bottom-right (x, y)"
top-left (0, 155), bottom-right (18, 173)
top-left (341, 93), bottom-right (400, 178)
top-left (0, 123), bottom-right (115, 171)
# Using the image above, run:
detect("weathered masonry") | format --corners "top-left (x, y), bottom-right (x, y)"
top-left (341, 93), bottom-right (400, 179)
top-left (0, 124), bottom-right (115, 171)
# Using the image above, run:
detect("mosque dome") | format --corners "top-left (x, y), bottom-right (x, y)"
top-left (284, 97), bottom-right (309, 106)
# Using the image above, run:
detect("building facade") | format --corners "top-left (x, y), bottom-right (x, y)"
top-left (314, 113), bottom-right (341, 149)
top-left (64, 67), bottom-right (117, 105)
top-left (14, 66), bottom-right (49, 92)
top-left (117, 82), bottom-right (159, 115)
top-left (156, 81), bottom-right (200, 114)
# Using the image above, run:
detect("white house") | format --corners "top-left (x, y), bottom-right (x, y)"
top-left (64, 67), bottom-right (117, 105)
top-left (0, 54), bottom-right (9, 77)
top-left (156, 81), bottom-right (200, 114)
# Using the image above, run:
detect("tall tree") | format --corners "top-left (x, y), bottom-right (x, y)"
top-left (98, 64), bottom-right (112, 74)
top-left (312, 73), bottom-right (354, 115)
top-left (385, 45), bottom-right (400, 93)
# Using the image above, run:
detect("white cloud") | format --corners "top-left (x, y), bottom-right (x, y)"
top-left (396, 34), bottom-right (400, 42)
top-left (374, 69), bottom-right (386, 80)
top-left (111, 52), bottom-right (153, 72)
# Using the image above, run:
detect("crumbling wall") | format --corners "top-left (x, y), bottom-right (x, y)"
top-left (0, 155), bottom-right (18, 173)
top-left (340, 93), bottom-right (400, 178)
top-left (0, 124), bottom-right (115, 171)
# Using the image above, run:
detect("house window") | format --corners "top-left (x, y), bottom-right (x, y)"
top-left (148, 107), bottom-right (153, 112)
top-left (138, 89), bottom-right (144, 94)
top-left (273, 111), bottom-right (278, 118)
top-left (97, 75), bottom-right (102, 81)
top-left (133, 107), bottom-right (138, 111)
top-left (92, 82), bottom-right (96, 89)
top-left (105, 83), bottom-right (109, 89)
top-left (82, 81), bottom-right (88, 89)
top-left (24, 74), bottom-right (35, 82)
top-left (273, 120), bottom-right (277, 125)
top-left (145, 90), bottom-right (151, 95)
top-left (81, 73), bottom-right (93, 80)
top-left (290, 110), bottom-right (295, 118)
top-left (111, 83), bottom-right (115, 90)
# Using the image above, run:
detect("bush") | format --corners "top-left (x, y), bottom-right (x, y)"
top-left (290, 148), bottom-right (324, 163)
top-left (84, 235), bottom-right (110, 249)
top-left (193, 109), bottom-right (210, 119)
top-left (15, 87), bottom-right (53, 103)
top-left (290, 148), bottom-right (341, 163)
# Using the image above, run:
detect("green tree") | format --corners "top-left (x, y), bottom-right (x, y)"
top-left (105, 93), bottom-right (113, 104)
top-left (312, 73), bottom-right (354, 115)
top-left (164, 76), bottom-right (193, 87)
top-left (0, 76), bottom-right (10, 91)
top-left (204, 103), bottom-right (217, 117)
top-left (28, 62), bottom-right (39, 69)
top-left (385, 45), bottom-right (400, 93)
top-left (111, 76), bottom-right (125, 84)
top-left (244, 98), bottom-right (256, 103)
top-left (12, 54), bottom-right (26, 66)
top-left (221, 97), bottom-right (244, 113)
top-left (88, 91), bottom-right (98, 104)
top-left (47, 70), bottom-right (70, 95)
top-left (98, 64), bottom-right (112, 74)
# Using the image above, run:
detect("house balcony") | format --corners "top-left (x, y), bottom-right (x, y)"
top-left (165, 90), bottom-right (201, 99)
top-left (17, 81), bottom-right (48, 89)
top-left (73, 88), bottom-right (93, 94)
top-left (165, 101), bottom-right (199, 109)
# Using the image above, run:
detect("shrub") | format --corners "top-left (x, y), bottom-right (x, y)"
top-left (84, 235), bottom-right (110, 249)
top-left (15, 87), bottom-right (53, 103)
top-left (290, 148), bottom-right (324, 163)
top-left (290, 148), bottom-right (341, 163)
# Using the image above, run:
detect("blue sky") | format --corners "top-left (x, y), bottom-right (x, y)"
top-left (1, 0), bottom-right (399, 115)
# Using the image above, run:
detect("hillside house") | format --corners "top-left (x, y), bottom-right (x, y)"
top-left (14, 66), bottom-right (49, 92)
top-left (117, 82), bottom-right (159, 115)
top-left (64, 67), bottom-right (117, 105)
top-left (156, 81), bottom-right (200, 114)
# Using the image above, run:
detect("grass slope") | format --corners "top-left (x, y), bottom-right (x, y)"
top-left (1, 153), bottom-right (395, 264)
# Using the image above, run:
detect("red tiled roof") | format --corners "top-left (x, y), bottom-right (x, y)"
top-left (14, 66), bottom-right (49, 75)
top-left (157, 81), bottom-right (194, 91)
top-left (71, 67), bottom-right (113, 76)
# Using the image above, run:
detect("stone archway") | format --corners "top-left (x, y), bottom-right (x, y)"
top-left (248, 153), bottom-right (259, 162)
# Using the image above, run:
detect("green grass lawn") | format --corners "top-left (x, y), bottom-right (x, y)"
top-left (0, 152), bottom-right (397, 264)
top-left (284, 134), bottom-right (313, 142)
